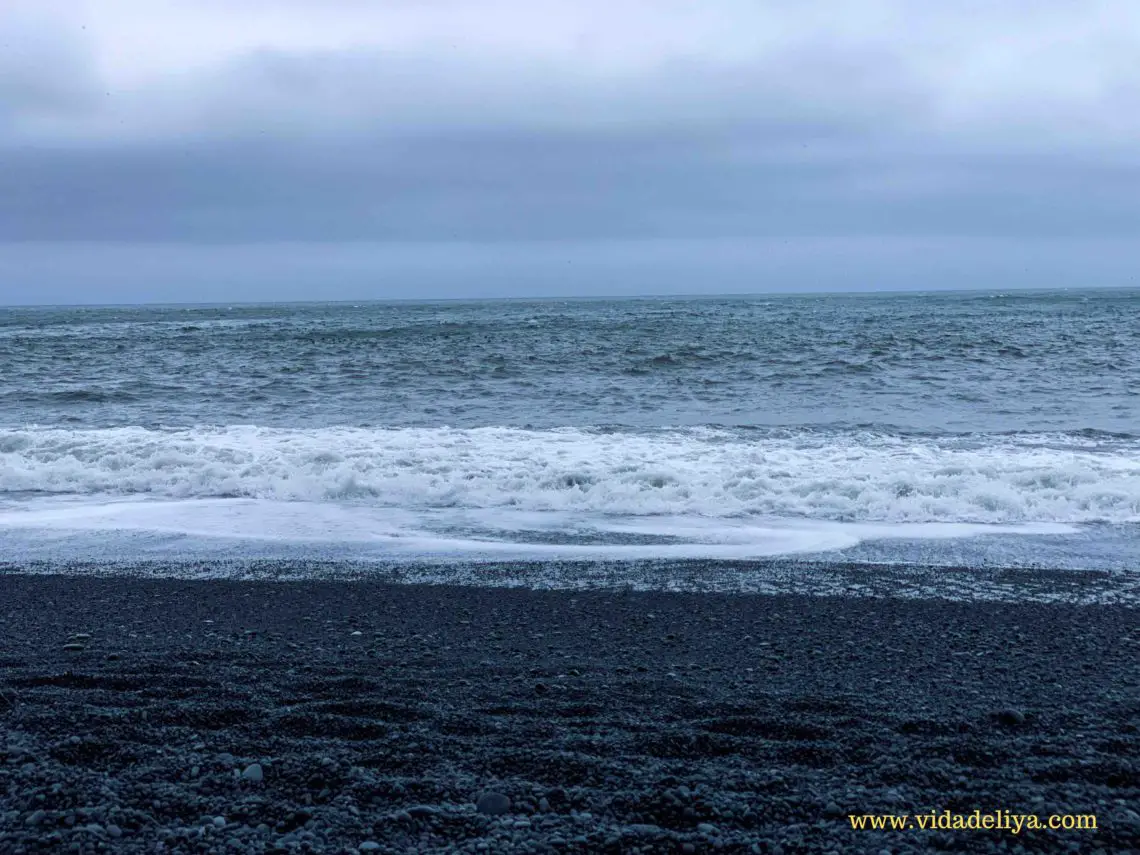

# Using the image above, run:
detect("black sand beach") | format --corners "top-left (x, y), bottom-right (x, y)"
top-left (2, 569), bottom-right (1138, 853)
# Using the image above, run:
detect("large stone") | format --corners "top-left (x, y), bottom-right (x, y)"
top-left (241, 763), bottom-right (264, 782)
top-left (994, 708), bottom-right (1026, 727)
top-left (476, 791), bottom-right (511, 816)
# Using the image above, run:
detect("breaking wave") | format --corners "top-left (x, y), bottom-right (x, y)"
top-left (2, 425), bottom-right (1138, 524)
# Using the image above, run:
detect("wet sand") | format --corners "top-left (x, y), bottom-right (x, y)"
top-left (1, 570), bottom-right (1138, 853)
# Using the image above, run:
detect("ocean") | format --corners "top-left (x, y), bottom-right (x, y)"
top-left (1, 289), bottom-right (1138, 578)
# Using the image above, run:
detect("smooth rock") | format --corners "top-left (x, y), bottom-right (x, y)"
top-left (995, 708), bottom-right (1027, 727)
top-left (241, 763), bottom-right (264, 782)
top-left (628, 823), bottom-right (662, 835)
top-left (476, 791), bottom-right (511, 816)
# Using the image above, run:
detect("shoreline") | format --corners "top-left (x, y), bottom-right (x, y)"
top-left (3, 557), bottom-right (1139, 605)
top-left (2, 570), bottom-right (1138, 852)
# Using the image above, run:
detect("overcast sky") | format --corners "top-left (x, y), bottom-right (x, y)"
top-left (1, 0), bottom-right (1138, 304)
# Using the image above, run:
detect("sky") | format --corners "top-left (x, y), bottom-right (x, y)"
top-left (1, 0), bottom-right (1138, 304)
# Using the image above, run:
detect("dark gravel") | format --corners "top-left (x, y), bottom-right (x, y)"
top-left (1, 571), bottom-right (1138, 853)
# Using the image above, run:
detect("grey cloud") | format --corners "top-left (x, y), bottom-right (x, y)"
top-left (4, 1), bottom-right (1139, 147)
top-left (0, 1), bottom-right (1137, 304)
top-left (0, 17), bottom-right (95, 124)
top-left (1, 238), bottom-right (1137, 306)
top-left (192, 38), bottom-right (925, 135)
top-left (1, 129), bottom-right (1138, 243)
top-left (6, 35), bottom-right (928, 147)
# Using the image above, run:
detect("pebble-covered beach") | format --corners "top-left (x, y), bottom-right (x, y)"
top-left (2, 569), bottom-right (1138, 853)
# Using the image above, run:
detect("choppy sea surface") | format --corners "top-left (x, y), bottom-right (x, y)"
top-left (1, 289), bottom-right (1138, 575)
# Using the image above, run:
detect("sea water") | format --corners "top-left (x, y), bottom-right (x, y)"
top-left (1, 290), bottom-right (1137, 573)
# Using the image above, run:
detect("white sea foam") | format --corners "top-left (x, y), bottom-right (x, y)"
top-left (0, 497), bottom-right (1077, 564)
top-left (1, 425), bottom-right (1138, 525)
top-left (0, 425), bottom-right (1137, 525)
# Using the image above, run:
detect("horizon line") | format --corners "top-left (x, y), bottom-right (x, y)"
top-left (2, 283), bottom-right (1137, 311)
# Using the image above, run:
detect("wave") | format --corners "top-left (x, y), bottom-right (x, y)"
top-left (0, 389), bottom-right (142, 404)
top-left (2, 425), bottom-right (1139, 525)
